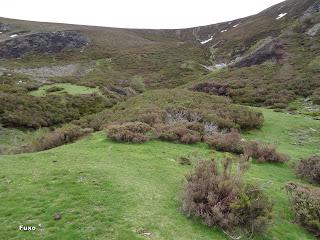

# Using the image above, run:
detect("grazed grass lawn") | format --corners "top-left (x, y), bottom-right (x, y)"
top-left (29, 83), bottom-right (99, 97)
top-left (0, 108), bottom-right (319, 240)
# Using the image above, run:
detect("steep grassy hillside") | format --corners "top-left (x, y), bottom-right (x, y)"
top-left (1, 109), bottom-right (319, 239)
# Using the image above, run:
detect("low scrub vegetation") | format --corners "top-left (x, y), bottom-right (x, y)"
top-left (0, 92), bottom-right (113, 128)
top-left (156, 122), bottom-right (202, 144)
top-left (205, 129), bottom-right (244, 154)
top-left (243, 141), bottom-right (289, 163)
top-left (30, 125), bottom-right (93, 152)
top-left (191, 82), bottom-right (229, 96)
top-left (106, 122), bottom-right (155, 143)
top-left (107, 90), bottom-right (264, 131)
top-left (206, 130), bottom-right (288, 163)
top-left (296, 155), bottom-right (320, 184)
top-left (286, 183), bottom-right (320, 237)
top-left (182, 159), bottom-right (272, 237)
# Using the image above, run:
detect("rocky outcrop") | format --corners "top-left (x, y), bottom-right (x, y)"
top-left (307, 23), bottom-right (320, 36)
top-left (230, 37), bottom-right (284, 68)
top-left (0, 31), bottom-right (90, 58)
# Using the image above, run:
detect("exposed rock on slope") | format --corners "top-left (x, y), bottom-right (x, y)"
top-left (0, 31), bottom-right (89, 58)
top-left (230, 37), bottom-right (284, 67)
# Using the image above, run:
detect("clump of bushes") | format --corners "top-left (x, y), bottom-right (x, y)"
top-left (0, 92), bottom-right (113, 129)
top-left (296, 155), bottom-right (320, 184)
top-left (206, 130), bottom-right (288, 163)
top-left (286, 182), bottom-right (320, 237)
top-left (192, 82), bottom-right (229, 96)
top-left (156, 122), bottom-right (202, 144)
top-left (205, 129), bottom-right (244, 154)
top-left (106, 122), bottom-right (155, 143)
top-left (244, 141), bottom-right (289, 163)
top-left (182, 159), bottom-right (272, 236)
top-left (32, 125), bottom-right (93, 151)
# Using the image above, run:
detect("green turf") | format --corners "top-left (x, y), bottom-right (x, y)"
top-left (0, 108), bottom-right (319, 239)
top-left (28, 83), bottom-right (99, 97)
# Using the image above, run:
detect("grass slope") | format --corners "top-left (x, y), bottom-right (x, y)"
top-left (0, 109), bottom-right (319, 240)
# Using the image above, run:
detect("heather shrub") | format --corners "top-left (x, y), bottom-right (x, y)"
top-left (106, 122), bottom-right (154, 143)
top-left (165, 107), bottom-right (203, 124)
top-left (228, 109), bottom-right (264, 130)
top-left (156, 123), bottom-right (202, 144)
top-left (192, 82), bottom-right (229, 96)
top-left (182, 159), bottom-right (272, 236)
top-left (180, 133), bottom-right (201, 144)
top-left (32, 125), bottom-right (92, 151)
top-left (206, 129), bottom-right (244, 154)
top-left (137, 109), bottom-right (165, 126)
top-left (244, 141), bottom-right (289, 163)
top-left (296, 155), bottom-right (320, 184)
top-left (286, 183), bottom-right (320, 237)
top-left (203, 114), bottom-right (236, 130)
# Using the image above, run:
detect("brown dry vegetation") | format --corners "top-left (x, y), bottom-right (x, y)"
top-left (182, 159), bottom-right (273, 236)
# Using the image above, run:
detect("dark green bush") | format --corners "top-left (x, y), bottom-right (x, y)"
top-left (182, 159), bottom-right (272, 236)
top-left (286, 183), bottom-right (320, 237)
top-left (296, 155), bottom-right (320, 184)
top-left (0, 92), bottom-right (112, 128)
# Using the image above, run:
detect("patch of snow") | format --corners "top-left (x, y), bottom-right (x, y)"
top-left (276, 13), bottom-right (287, 20)
top-left (200, 36), bottom-right (213, 45)
top-left (10, 34), bottom-right (18, 38)
top-left (233, 24), bottom-right (240, 28)
top-left (221, 29), bottom-right (228, 33)
top-left (214, 63), bottom-right (227, 69)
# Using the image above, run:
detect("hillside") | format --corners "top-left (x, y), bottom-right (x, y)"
top-left (1, 109), bottom-right (320, 239)
top-left (1, 0), bottom-right (320, 239)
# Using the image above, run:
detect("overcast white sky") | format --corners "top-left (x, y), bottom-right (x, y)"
top-left (0, 0), bottom-right (284, 29)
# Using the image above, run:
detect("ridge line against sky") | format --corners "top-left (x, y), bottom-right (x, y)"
top-left (0, 0), bottom-right (285, 29)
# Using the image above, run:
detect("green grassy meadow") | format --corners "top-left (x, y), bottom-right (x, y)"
top-left (0, 108), bottom-right (319, 239)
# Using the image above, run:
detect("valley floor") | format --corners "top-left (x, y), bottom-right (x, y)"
top-left (0, 108), bottom-right (319, 240)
